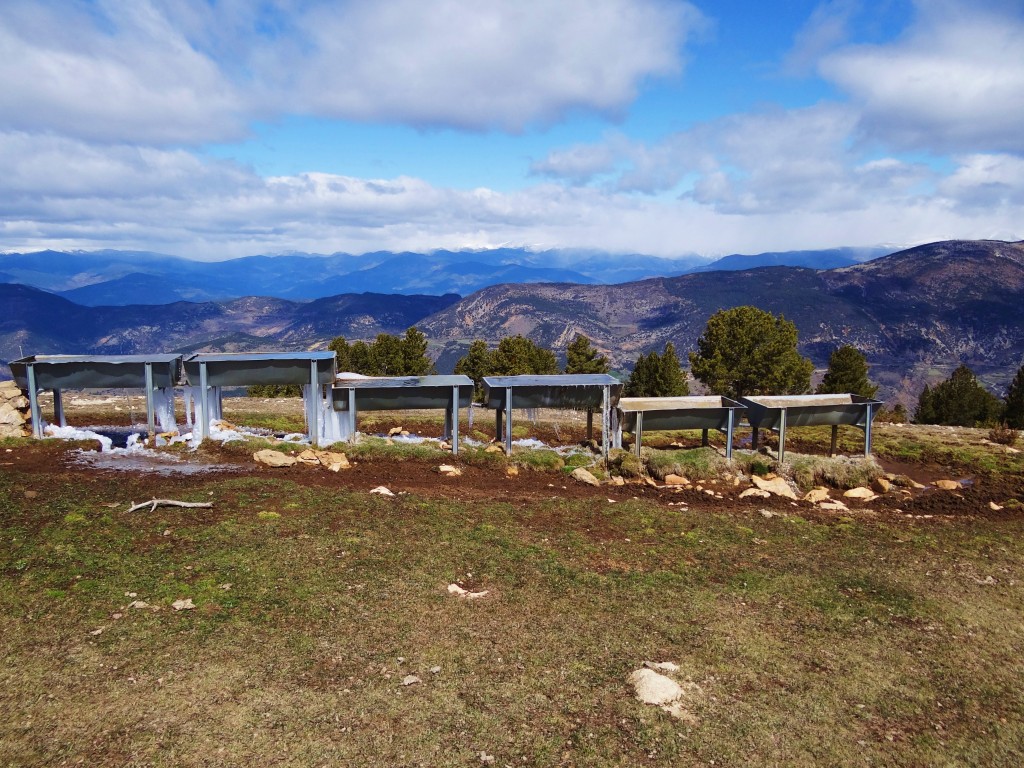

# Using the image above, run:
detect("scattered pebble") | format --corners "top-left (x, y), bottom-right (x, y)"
top-left (401, 674), bottom-right (421, 686)
top-left (370, 486), bottom-right (395, 497)
top-left (171, 598), bottom-right (196, 611)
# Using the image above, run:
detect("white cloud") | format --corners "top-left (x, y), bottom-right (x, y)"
top-left (820, 0), bottom-right (1024, 153)
top-left (0, 0), bottom-right (703, 143)
top-left (0, 131), bottom-right (1018, 260)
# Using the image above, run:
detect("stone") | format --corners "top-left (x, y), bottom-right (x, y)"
top-left (171, 598), bottom-right (196, 611)
top-left (843, 487), bottom-right (878, 501)
top-left (438, 441), bottom-right (451, 451)
top-left (401, 675), bottom-right (421, 686)
top-left (664, 474), bottom-right (689, 486)
top-left (873, 477), bottom-right (893, 494)
top-left (934, 479), bottom-right (961, 490)
top-left (570, 467), bottom-right (601, 487)
top-left (253, 449), bottom-right (297, 467)
top-left (989, 501), bottom-right (1003, 511)
top-left (643, 661), bottom-right (680, 673)
top-left (0, 403), bottom-right (25, 425)
top-left (296, 449), bottom-right (321, 465)
top-left (447, 583), bottom-right (489, 599)
top-left (317, 451), bottom-right (350, 470)
top-left (438, 464), bottom-right (462, 477)
top-left (628, 668), bottom-right (683, 706)
top-left (370, 486), bottom-right (395, 496)
top-left (803, 487), bottom-right (831, 503)
top-left (739, 488), bottom-right (771, 499)
top-left (751, 475), bottom-right (798, 500)
top-left (609, 475), bottom-right (625, 486)
top-left (484, 444), bottom-right (504, 454)
top-left (388, 426), bottom-right (404, 436)
top-left (505, 465), bottom-right (519, 477)
top-left (819, 500), bottom-right (849, 511)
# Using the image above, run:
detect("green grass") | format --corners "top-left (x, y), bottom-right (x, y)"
top-left (3, 447), bottom-right (1024, 765)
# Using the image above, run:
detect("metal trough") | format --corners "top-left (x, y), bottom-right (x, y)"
top-left (616, 396), bottom-right (746, 459)
top-left (9, 354), bottom-right (182, 439)
top-left (331, 375), bottom-right (474, 454)
top-left (481, 374), bottom-right (623, 459)
top-left (182, 352), bottom-right (337, 444)
top-left (739, 394), bottom-right (882, 463)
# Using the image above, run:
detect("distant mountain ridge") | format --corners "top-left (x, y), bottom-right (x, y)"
top-left (0, 245), bottom-right (887, 304)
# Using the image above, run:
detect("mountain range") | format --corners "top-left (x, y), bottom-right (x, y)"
top-left (0, 246), bottom-right (887, 304)
top-left (2, 240), bottom-right (1020, 405)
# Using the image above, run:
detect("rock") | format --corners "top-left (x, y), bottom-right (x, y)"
top-left (934, 479), bottom-right (961, 490)
top-left (479, 754), bottom-right (496, 765)
top-left (388, 426), bottom-right (404, 437)
top-left (505, 465), bottom-right (519, 477)
top-left (609, 475), bottom-right (625, 486)
top-left (370, 486), bottom-right (395, 497)
top-left (570, 467), bottom-right (601, 487)
top-left (438, 441), bottom-right (451, 451)
top-left (759, 509), bottom-right (780, 518)
top-left (430, 666), bottom-right (442, 674)
top-left (127, 600), bottom-right (150, 609)
top-left (253, 449), bottom-right (297, 467)
top-left (484, 444), bottom-right (504, 454)
top-left (447, 583), bottom-right (489, 599)
top-left (739, 488), bottom-right (771, 499)
top-left (318, 451), bottom-right (351, 471)
top-left (873, 477), bottom-right (893, 494)
top-left (0, 403), bottom-right (25, 425)
top-left (171, 598), bottom-right (195, 611)
top-left (989, 501), bottom-right (1004, 511)
top-left (628, 668), bottom-right (683, 706)
top-left (296, 449), bottom-right (321, 465)
top-left (803, 487), bottom-right (831, 503)
top-left (438, 464), bottom-right (462, 477)
top-left (644, 476), bottom-right (659, 487)
top-left (401, 674), bottom-right (421, 686)
top-left (643, 661), bottom-right (680, 673)
top-left (819, 500), bottom-right (849, 511)
top-left (751, 475), bottom-right (797, 500)
top-left (844, 487), bottom-right (878, 501)
top-left (664, 474), bottom-right (689, 486)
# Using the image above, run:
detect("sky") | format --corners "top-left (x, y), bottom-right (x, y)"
top-left (1, 0), bottom-right (1023, 261)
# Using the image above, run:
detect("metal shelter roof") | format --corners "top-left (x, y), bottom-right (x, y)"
top-left (482, 374), bottom-right (622, 410)
top-left (739, 394), bottom-right (882, 431)
top-left (617, 395), bottom-right (744, 431)
top-left (9, 354), bottom-right (182, 390)
top-left (182, 352), bottom-right (336, 387)
top-left (332, 375), bottom-right (474, 411)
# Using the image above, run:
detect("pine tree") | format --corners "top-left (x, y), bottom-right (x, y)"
top-left (817, 345), bottom-right (878, 398)
top-left (689, 306), bottom-right (813, 399)
top-left (1005, 364), bottom-right (1024, 429)
top-left (328, 336), bottom-right (352, 372)
top-left (914, 365), bottom-right (1004, 426)
top-left (491, 335), bottom-right (558, 376)
top-left (400, 327), bottom-right (433, 376)
top-left (454, 340), bottom-right (494, 401)
top-left (565, 334), bottom-right (610, 374)
top-left (624, 343), bottom-right (689, 397)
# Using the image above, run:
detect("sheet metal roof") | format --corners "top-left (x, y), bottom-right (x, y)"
top-left (334, 375), bottom-right (473, 389)
top-left (9, 354), bottom-right (182, 390)
top-left (618, 395), bottom-right (744, 412)
top-left (482, 374), bottom-right (619, 388)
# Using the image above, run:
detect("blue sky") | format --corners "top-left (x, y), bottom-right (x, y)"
top-left (1, 0), bottom-right (1022, 260)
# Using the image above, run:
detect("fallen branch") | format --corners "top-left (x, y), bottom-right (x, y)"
top-left (127, 499), bottom-right (214, 513)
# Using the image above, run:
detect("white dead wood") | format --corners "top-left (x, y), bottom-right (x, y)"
top-left (127, 499), bottom-right (214, 513)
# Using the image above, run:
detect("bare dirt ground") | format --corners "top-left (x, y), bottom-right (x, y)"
top-left (8, 391), bottom-right (1023, 522)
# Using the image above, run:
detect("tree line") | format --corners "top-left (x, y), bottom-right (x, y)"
top-left (248, 305), bottom-right (1024, 431)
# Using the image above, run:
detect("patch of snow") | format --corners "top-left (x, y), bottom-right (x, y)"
top-left (44, 424), bottom-right (113, 452)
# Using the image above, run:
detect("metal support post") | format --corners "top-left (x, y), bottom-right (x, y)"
top-left (864, 404), bottom-right (874, 456)
top-left (504, 386), bottom-right (513, 455)
top-left (701, 428), bottom-right (709, 447)
top-left (778, 410), bottom-right (787, 464)
top-left (751, 427), bottom-right (759, 450)
top-left (144, 362), bottom-right (155, 439)
top-left (725, 408), bottom-right (735, 461)
top-left (586, 409), bottom-right (594, 442)
top-left (634, 412), bottom-right (644, 457)
top-left (198, 362), bottom-right (209, 442)
top-left (27, 365), bottom-right (42, 438)
top-left (53, 389), bottom-right (66, 427)
top-left (601, 385), bottom-right (609, 461)
top-left (830, 425), bottom-right (839, 457)
top-left (450, 385), bottom-right (459, 456)
top-left (309, 360), bottom-right (319, 446)
top-left (347, 389), bottom-right (357, 443)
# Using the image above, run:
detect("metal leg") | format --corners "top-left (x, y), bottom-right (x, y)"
top-left (53, 388), bottom-right (66, 427)
top-left (601, 385), bottom-right (609, 462)
top-left (778, 410), bottom-right (787, 464)
top-left (451, 385), bottom-right (459, 456)
top-left (198, 362), bottom-right (209, 442)
top-left (586, 409), bottom-right (594, 442)
top-left (634, 412), bottom-right (643, 458)
top-left (751, 427), bottom-right (759, 450)
top-left (864, 404), bottom-right (874, 457)
top-left (701, 428), bottom-right (709, 447)
top-left (144, 363), bottom-right (155, 439)
top-left (309, 360), bottom-right (319, 446)
top-left (347, 389), bottom-right (356, 444)
top-left (725, 408), bottom-right (735, 461)
top-left (27, 365), bottom-right (42, 438)
top-left (504, 386), bottom-right (513, 455)
top-left (830, 425), bottom-right (838, 457)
